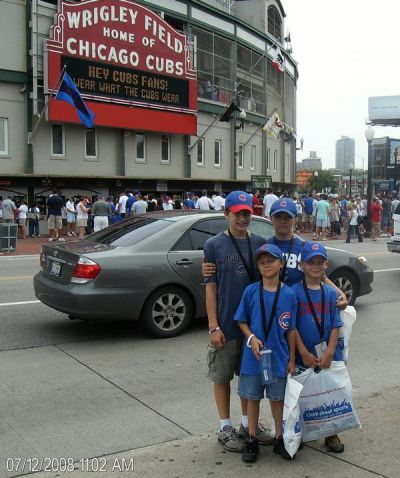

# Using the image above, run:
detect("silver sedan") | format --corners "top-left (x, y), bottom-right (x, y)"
top-left (34, 211), bottom-right (373, 338)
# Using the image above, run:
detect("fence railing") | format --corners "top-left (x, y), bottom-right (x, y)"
top-left (199, 0), bottom-right (236, 15)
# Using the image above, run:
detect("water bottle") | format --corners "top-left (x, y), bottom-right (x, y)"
top-left (259, 347), bottom-right (276, 385)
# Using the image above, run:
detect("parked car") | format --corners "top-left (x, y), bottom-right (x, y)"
top-left (34, 211), bottom-right (373, 338)
top-left (387, 212), bottom-right (400, 253)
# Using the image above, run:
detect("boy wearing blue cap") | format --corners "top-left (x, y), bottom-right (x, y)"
top-left (234, 243), bottom-right (297, 462)
top-left (204, 191), bottom-right (271, 453)
top-left (292, 242), bottom-right (345, 453)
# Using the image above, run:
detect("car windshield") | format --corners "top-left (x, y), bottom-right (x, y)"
top-left (88, 217), bottom-right (172, 247)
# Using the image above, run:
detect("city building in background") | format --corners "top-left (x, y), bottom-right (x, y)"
top-left (370, 137), bottom-right (400, 193)
top-left (0, 0), bottom-right (298, 207)
top-left (335, 136), bottom-right (355, 172)
top-left (296, 150), bottom-right (322, 170)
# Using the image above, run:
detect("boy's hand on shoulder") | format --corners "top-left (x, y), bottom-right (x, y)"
top-left (336, 292), bottom-right (348, 310)
top-left (302, 351), bottom-right (319, 369)
top-left (202, 258), bottom-right (216, 277)
top-left (210, 329), bottom-right (226, 348)
top-left (250, 336), bottom-right (263, 360)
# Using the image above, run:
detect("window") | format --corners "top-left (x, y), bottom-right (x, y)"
top-left (237, 46), bottom-right (266, 114)
top-left (197, 137), bottom-right (204, 166)
top-left (273, 150), bottom-right (278, 172)
top-left (161, 134), bottom-right (170, 163)
top-left (173, 218), bottom-right (227, 251)
top-left (238, 143), bottom-right (244, 169)
top-left (251, 145), bottom-right (256, 170)
top-left (267, 58), bottom-right (282, 94)
top-left (214, 139), bottom-right (221, 167)
top-left (85, 129), bottom-right (97, 158)
top-left (266, 148), bottom-right (270, 171)
top-left (268, 5), bottom-right (282, 40)
top-left (0, 118), bottom-right (8, 155)
top-left (51, 124), bottom-right (64, 156)
top-left (249, 218), bottom-right (275, 239)
top-left (136, 132), bottom-right (146, 162)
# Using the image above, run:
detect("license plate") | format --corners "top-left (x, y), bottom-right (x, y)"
top-left (50, 260), bottom-right (62, 277)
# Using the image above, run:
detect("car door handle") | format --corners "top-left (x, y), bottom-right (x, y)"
top-left (176, 259), bottom-right (194, 265)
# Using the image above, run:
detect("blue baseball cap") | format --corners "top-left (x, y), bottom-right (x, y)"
top-left (225, 191), bottom-right (253, 214)
top-left (301, 242), bottom-right (328, 262)
top-left (270, 198), bottom-right (297, 217)
top-left (254, 243), bottom-right (284, 261)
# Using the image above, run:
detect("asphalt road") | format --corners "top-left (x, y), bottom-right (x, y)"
top-left (0, 240), bottom-right (399, 477)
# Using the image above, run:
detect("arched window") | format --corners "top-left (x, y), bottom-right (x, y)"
top-left (268, 5), bottom-right (282, 40)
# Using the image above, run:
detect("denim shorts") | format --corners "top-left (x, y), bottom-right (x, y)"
top-left (381, 214), bottom-right (391, 227)
top-left (238, 374), bottom-right (287, 401)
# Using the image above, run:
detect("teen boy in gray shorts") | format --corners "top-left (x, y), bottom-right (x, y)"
top-left (204, 191), bottom-right (272, 452)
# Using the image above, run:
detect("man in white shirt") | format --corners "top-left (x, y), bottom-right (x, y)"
top-left (132, 194), bottom-right (148, 215)
top-left (117, 191), bottom-right (128, 218)
top-left (262, 189), bottom-right (278, 218)
top-left (213, 191), bottom-right (225, 211)
top-left (196, 190), bottom-right (214, 210)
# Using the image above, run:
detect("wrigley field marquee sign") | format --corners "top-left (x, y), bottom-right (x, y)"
top-left (46, 0), bottom-right (197, 134)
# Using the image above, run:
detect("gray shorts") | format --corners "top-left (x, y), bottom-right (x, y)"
top-left (206, 338), bottom-right (242, 384)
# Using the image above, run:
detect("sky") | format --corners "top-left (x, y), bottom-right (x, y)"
top-left (283, 0), bottom-right (400, 170)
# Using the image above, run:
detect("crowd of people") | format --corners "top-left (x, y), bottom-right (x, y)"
top-left (1, 188), bottom-right (399, 243)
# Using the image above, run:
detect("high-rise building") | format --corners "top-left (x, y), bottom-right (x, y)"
top-left (336, 136), bottom-right (355, 172)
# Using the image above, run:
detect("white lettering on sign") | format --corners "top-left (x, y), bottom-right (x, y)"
top-left (67, 6), bottom-right (138, 28)
top-left (144, 15), bottom-right (183, 53)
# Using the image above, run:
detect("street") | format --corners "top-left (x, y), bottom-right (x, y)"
top-left (0, 240), bottom-right (399, 477)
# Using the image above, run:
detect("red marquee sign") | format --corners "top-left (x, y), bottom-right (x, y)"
top-left (46, 0), bottom-right (197, 134)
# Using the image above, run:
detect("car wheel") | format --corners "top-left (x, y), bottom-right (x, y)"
top-left (141, 286), bottom-right (193, 338)
top-left (329, 270), bottom-right (358, 305)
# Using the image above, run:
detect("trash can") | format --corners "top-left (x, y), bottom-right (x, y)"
top-left (0, 223), bottom-right (18, 252)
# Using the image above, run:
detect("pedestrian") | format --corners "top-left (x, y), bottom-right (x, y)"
top-left (17, 200), bottom-right (28, 238)
top-left (126, 192), bottom-right (136, 217)
top-left (196, 189), bottom-right (214, 210)
top-left (293, 241), bottom-right (345, 453)
top-left (46, 189), bottom-right (65, 242)
top-left (313, 194), bottom-right (329, 241)
top-left (213, 191), bottom-right (225, 211)
top-left (251, 190), bottom-right (263, 217)
top-left (381, 196), bottom-right (392, 236)
top-left (303, 193), bottom-right (314, 232)
top-left (329, 197), bottom-right (341, 239)
top-left (66, 197), bottom-right (77, 236)
top-left (116, 191), bottom-right (129, 218)
top-left (28, 202), bottom-right (40, 237)
top-left (345, 205), bottom-right (362, 243)
top-left (183, 193), bottom-right (196, 209)
top-left (1, 196), bottom-right (17, 223)
top-left (76, 196), bottom-right (90, 239)
top-left (340, 195), bottom-right (349, 233)
top-left (204, 191), bottom-right (272, 453)
top-left (91, 195), bottom-right (112, 232)
top-left (370, 197), bottom-right (382, 241)
top-left (173, 195), bottom-right (183, 209)
top-left (262, 189), bottom-right (278, 219)
top-left (234, 243), bottom-right (297, 462)
top-left (294, 196), bottom-right (303, 232)
top-left (131, 193), bottom-right (148, 215)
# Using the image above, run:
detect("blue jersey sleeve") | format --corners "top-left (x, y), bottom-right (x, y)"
top-left (327, 286), bottom-right (343, 328)
top-left (203, 239), bottom-right (217, 284)
top-left (288, 290), bottom-right (298, 330)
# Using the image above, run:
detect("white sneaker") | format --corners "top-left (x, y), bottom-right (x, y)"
top-left (58, 237), bottom-right (66, 242)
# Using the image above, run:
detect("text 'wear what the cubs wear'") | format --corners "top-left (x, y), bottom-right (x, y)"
top-left (234, 282), bottom-right (297, 377)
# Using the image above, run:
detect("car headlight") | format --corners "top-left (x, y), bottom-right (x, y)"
top-left (357, 256), bottom-right (368, 265)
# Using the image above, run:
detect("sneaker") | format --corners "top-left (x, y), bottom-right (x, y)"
top-left (67, 232), bottom-right (72, 236)
top-left (242, 437), bottom-right (259, 463)
top-left (324, 434), bottom-right (344, 453)
top-left (218, 426), bottom-right (245, 453)
top-left (273, 437), bottom-right (293, 460)
top-left (238, 423), bottom-right (274, 445)
top-left (58, 237), bottom-right (66, 242)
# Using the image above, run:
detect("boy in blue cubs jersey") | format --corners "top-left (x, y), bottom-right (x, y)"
top-left (292, 241), bottom-right (345, 453)
top-left (234, 244), bottom-right (297, 463)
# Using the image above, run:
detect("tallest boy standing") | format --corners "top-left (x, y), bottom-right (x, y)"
top-left (204, 191), bottom-right (273, 452)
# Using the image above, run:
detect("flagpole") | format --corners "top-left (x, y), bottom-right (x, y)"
top-left (28, 64), bottom-right (67, 144)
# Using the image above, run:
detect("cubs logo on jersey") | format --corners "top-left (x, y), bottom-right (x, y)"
top-left (279, 312), bottom-right (291, 329)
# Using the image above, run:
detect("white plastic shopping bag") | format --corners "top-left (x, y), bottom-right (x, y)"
top-left (283, 374), bottom-right (303, 457)
top-left (338, 306), bottom-right (357, 363)
top-left (294, 361), bottom-right (361, 442)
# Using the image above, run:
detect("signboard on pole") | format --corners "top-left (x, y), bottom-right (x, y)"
top-left (368, 96), bottom-right (400, 125)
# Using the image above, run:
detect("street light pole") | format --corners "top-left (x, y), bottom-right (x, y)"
top-left (349, 163), bottom-right (354, 198)
top-left (365, 125), bottom-right (375, 237)
top-left (314, 170), bottom-right (319, 192)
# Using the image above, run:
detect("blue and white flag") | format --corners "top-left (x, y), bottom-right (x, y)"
top-left (56, 72), bottom-right (95, 128)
